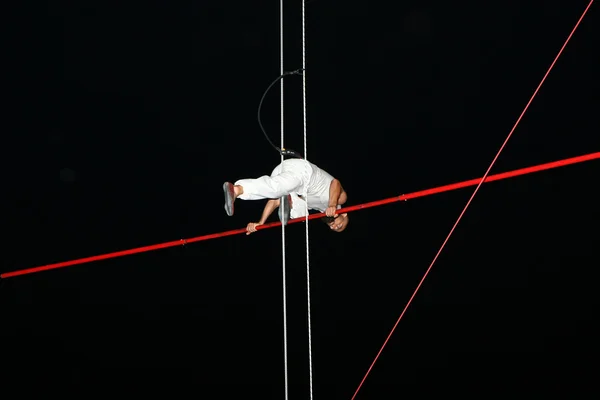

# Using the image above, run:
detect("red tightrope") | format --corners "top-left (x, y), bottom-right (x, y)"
top-left (350, 2), bottom-right (595, 398)
top-left (1, 151), bottom-right (598, 280)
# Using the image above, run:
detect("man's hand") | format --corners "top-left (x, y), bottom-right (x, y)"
top-left (325, 206), bottom-right (337, 217)
top-left (246, 222), bottom-right (263, 235)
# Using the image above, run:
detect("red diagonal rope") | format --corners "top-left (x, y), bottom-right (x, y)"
top-left (350, 2), bottom-right (595, 398)
top-left (1, 151), bottom-right (598, 279)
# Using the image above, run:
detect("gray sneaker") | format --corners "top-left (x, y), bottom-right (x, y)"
top-left (223, 182), bottom-right (235, 216)
top-left (278, 194), bottom-right (291, 226)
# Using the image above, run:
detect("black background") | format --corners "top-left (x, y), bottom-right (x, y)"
top-left (2, 0), bottom-right (599, 398)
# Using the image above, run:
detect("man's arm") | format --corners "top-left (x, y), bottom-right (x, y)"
top-left (326, 179), bottom-right (346, 216)
top-left (247, 198), bottom-right (281, 235)
top-left (258, 198), bottom-right (280, 224)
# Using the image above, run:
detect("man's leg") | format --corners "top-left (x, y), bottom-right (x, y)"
top-left (234, 171), bottom-right (302, 200)
top-left (289, 193), bottom-right (308, 219)
top-left (276, 193), bottom-right (307, 226)
top-left (223, 161), bottom-right (307, 216)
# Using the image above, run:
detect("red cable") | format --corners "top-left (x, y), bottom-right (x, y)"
top-left (350, 2), bottom-right (595, 398)
top-left (1, 151), bottom-right (598, 280)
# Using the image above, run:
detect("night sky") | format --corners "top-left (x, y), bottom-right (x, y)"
top-left (3, 0), bottom-right (599, 397)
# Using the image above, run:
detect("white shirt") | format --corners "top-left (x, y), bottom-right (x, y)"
top-left (304, 162), bottom-right (336, 212)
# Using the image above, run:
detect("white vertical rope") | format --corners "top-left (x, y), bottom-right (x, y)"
top-left (301, 0), bottom-right (314, 399)
top-left (279, 0), bottom-right (289, 399)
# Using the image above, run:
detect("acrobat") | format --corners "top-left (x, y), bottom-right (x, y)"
top-left (223, 159), bottom-right (349, 234)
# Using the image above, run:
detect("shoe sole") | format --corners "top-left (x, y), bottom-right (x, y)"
top-left (223, 182), bottom-right (234, 216)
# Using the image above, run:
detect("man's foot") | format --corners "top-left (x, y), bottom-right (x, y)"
top-left (278, 194), bottom-right (292, 226)
top-left (223, 182), bottom-right (235, 216)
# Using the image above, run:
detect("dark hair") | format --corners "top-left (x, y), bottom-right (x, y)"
top-left (321, 216), bottom-right (336, 225)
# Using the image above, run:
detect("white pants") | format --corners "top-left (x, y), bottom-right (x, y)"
top-left (235, 159), bottom-right (311, 218)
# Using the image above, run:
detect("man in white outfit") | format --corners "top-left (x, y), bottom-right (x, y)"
top-left (223, 159), bottom-right (349, 234)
